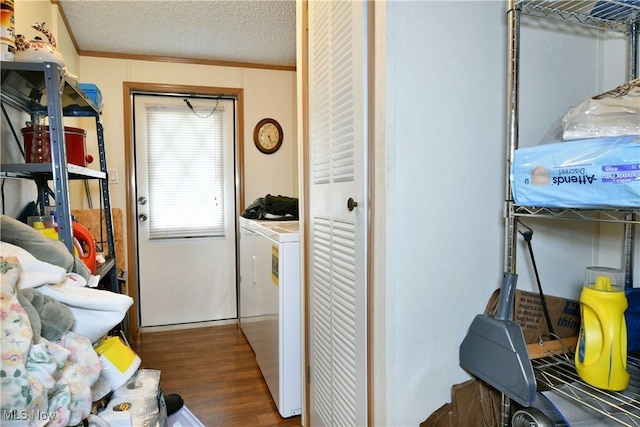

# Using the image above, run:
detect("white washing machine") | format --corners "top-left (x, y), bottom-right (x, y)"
top-left (238, 217), bottom-right (301, 418)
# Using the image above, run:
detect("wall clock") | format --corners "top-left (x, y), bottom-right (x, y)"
top-left (253, 118), bottom-right (283, 154)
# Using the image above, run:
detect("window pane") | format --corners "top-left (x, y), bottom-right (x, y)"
top-left (145, 104), bottom-right (225, 238)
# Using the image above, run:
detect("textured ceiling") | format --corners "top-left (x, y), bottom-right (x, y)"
top-left (58, 0), bottom-right (297, 68)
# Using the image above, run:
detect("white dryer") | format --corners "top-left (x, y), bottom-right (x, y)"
top-left (239, 218), bottom-right (301, 418)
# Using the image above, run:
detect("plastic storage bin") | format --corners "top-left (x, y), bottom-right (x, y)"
top-left (78, 83), bottom-right (103, 109)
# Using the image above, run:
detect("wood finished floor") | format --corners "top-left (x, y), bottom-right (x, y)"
top-left (129, 324), bottom-right (302, 427)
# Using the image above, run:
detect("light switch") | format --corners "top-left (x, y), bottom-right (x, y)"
top-left (108, 169), bottom-right (119, 184)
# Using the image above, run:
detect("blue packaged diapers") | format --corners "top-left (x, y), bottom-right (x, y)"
top-left (511, 135), bottom-right (640, 208)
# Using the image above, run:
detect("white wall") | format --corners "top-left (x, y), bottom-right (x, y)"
top-left (0, 105), bottom-right (33, 218)
top-left (74, 57), bottom-right (296, 272)
top-left (378, 2), bottom-right (638, 425)
top-left (242, 68), bottom-right (299, 204)
top-left (76, 57), bottom-right (297, 210)
top-left (382, 3), bottom-right (507, 424)
top-left (14, 0), bottom-right (75, 73)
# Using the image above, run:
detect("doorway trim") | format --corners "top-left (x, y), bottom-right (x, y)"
top-left (122, 82), bottom-right (245, 338)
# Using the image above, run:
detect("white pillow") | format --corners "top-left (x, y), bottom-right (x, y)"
top-left (0, 242), bottom-right (66, 288)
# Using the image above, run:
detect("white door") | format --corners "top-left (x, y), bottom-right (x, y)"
top-left (307, 1), bottom-right (369, 425)
top-left (133, 95), bottom-right (237, 327)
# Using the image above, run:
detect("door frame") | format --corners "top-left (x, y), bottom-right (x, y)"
top-left (122, 82), bottom-right (245, 338)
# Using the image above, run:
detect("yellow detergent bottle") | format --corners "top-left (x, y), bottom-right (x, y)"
top-left (575, 275), bottom-right (629, 391)
top-left (32, 220), bottom-right (80, 257)
top-left (32, 219), bottom-right (59, 239)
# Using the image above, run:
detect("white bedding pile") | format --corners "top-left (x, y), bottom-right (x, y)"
top-left (1, 242), bottom-right (133, 342)
top-left (0, 242), bottom-right (133, 426)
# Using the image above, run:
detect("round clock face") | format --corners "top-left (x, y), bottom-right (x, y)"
top-left (254, 118), bottom-right (283, 154)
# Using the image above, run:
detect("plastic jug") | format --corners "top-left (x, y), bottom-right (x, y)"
top-left (94, 336), bottom-right (141, 390)
top-left (30, 217), bottom-right (96, 274)
top-left (575, 276), bottom-right (629, 391)
top-left (72, 221), bottom-right (96, 274)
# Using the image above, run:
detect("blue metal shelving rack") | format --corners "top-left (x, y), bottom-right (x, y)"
top-left (1, 61), bottom-right (118, 292)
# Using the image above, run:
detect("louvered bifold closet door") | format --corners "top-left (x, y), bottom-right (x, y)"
top-left (308, 1), bottom-right (369, 426)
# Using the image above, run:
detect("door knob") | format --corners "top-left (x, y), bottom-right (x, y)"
top-left (347, 198), bottom-right (358, 211)
top-left (138, 213), bottom-right (148, 222)
top-left (138, 196), bottom-right (147, 205)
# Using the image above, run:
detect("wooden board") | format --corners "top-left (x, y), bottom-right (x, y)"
top-left (72, 208), bottom-right (125, 289)
top-left (527, 336), bottom-right (578, 360)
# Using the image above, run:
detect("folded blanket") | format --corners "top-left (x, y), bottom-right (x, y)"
top-left (1, 215), bottom-right (90, 281)
top-left (1, 237), bottom-right (131, 343)
top-left (0, 242), bottom-right (66, 289)
top-left (39, 284), bottom-right (133, 343)
top-left (17, 288), bottom-right (74, 343)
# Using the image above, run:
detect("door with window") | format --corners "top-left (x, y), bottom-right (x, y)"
top-left (133, 94), bottom-right (237, 327)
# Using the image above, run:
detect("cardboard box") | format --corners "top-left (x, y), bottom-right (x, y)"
top-left (485, 289), bottom-right (580, 344)
top-left (72, 208), bottom-right (125, 278)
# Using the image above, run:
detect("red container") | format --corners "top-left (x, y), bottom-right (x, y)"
top-left (73, 220), bottom-right (96, 274)
top-left (21, 126), bottom-right (93, 166)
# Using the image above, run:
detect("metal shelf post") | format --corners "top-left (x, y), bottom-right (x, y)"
top-left (42, 63), bottom-right (74, 253)
top-left (95, 118), bottom-right (118, 292)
